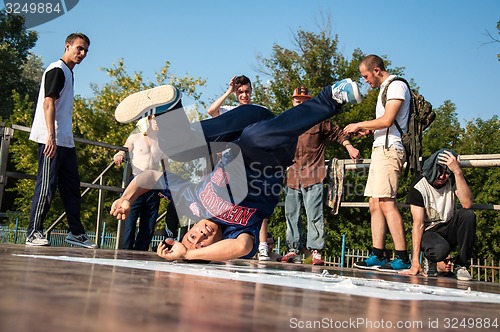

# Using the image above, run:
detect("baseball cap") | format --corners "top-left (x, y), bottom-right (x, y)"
top-left (293, 86), bottom-right (312, 99)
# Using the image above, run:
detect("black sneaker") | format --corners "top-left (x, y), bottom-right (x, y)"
top-left (65, 232), bottom-right (97, 249)
top-left (426, 261), bottom-right (438, 277)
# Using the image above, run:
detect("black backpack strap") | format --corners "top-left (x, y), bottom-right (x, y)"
top-left (385, 119), bottom-right (404, 149)
top-left (382, 76), bottom-right (408, 149)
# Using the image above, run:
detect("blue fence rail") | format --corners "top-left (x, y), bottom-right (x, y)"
top-left (1, 225), bottom-right (498, 283)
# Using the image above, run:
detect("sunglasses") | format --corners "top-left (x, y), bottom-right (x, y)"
top-left (437, 166), bottom-right (450, 177)
top-left (443, 258), bottom-right (454, 264)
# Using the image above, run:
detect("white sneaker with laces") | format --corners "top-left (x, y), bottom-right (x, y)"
top-left (25, 231), bottom-right (49, 246)
top-left (258, 244), bottom-right (270, 261)
top-left (331, 78), bottom-right (362, 105)
top-left (65, 232), bottom-right (98, 249)
top-left (455, 266), bottom-right (473, 281)
top-left (115, 85), bottom-right (181, 123)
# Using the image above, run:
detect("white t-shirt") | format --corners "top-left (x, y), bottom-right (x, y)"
top-left (410, 177), bottom-right (457, 231)
top-left (218, 105), bottom-right (237, 115)
top-left (372, 75), bottom-right (410, 151)
top-left (29, 59), bottom-right (75, 148)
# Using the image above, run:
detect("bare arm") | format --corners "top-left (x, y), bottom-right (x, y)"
top-left (114, 135), bottom-right (135, 166)
top-left (157, 232), bottom-right (254, 261)
top-left (110, 170), bottom-right (164, 220)
top-left (401, 205), bottom-right (426, 276)
top-left (439, 151), bottom-right (474, 208)
top-left (324, 121), bottom-right (360, 160)
top-left (343, 141), bottom-right (360, 161)
top-left (344, 99), bottom-right (403, 135)
top-left (207, 75), bottom-right (236, 117)
top-left (43, 96), bottom-right (57, 158)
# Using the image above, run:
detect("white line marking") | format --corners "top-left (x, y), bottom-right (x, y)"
top-left (14, 254), bottom-right (500, 304)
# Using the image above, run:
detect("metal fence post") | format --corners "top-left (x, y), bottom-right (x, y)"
top-left (100, 222), bottom-right (106, 248)
top-left (14, 216), bottom-right (19, 244)
top-left (0, 125), bottom-right (13, 212)
top-left (95, 176), bottom-right (105, 248)
top-left (340, 234), bottom-right (345, 268)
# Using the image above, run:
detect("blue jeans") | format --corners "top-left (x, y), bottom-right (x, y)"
top-left (122, 189), bottom-right (160, 250)
top-left (284, 183), bottom-right (325, 251)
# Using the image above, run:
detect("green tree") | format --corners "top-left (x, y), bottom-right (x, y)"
top-left (456, 116), bottom-right (500, 261)
top-left (421, 100), bottom-right (463, 156)
top-left (255, 15), bottom-right (349, 114)
top-left (498, 20), bottom-right (500, 61)
top-left (0, 11), bottom-right (39, 120)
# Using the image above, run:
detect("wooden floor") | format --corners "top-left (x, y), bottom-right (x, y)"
top-left (1, 243), bottom-right (499, 332)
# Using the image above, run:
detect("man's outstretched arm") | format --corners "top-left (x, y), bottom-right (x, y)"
top-left (157, 233), bottom-right (254, 262)
top-left (110, 170), bottom-right (164, 220)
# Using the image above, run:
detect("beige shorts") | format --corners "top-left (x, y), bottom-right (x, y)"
top-left (364, 146), bottom-right (406, 198)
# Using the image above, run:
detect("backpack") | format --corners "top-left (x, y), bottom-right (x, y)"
top-left (382, 77), bottom-right (436, 175)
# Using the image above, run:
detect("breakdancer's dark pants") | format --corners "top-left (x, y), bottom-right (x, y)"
top-left (158, 85), bottom-right (342, 169)
top-left (151, 85), bottom-right (343, 222)
top-left (421, 209), bottom-right (476, 267)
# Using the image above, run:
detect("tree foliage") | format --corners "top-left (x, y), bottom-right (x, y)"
top-left (0, 11), bottom-right (40, 120)
top-left (456, 116), bottom-right (500, 260)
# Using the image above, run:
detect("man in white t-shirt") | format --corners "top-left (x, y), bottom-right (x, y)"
top-left (26, 33), bottom-right (96, 249)
top-left (344, 54), bottom-right (411, 271)
top-left (207, 75), bottom-right (252, 117)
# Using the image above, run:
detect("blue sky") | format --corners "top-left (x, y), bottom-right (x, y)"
top-left (5, 0), bottom-right (500, 124)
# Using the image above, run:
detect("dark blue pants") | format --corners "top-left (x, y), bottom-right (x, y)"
top-left (28, 145), bottom-right (85, 236)
top-left (164, 85), bottom-right (340, 168)
top-left (122, 188), bottom-right (160, 250)
top-left (156, 85), bottom-right (341, 220)
top-left (421, 209), bottom-right (476, 266)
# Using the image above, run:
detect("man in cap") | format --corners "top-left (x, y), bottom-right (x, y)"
top-left (281, 86), bottom-right (360, 265)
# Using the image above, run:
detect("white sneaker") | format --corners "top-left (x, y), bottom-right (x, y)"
top-left (312, 249), bottom-right (324, 266)
top-left (331, 78), bottom-right (362, 105)
top-left (25, 231), bottom-right (49, 246)
top-left (65, 232), bottom-right (98, 249)
top-left (455, 266), bottom-right (473, 281)
top-left (115, 85), bottom-right (182, 123)
top-left (258, 244), bottom-right (270, 261)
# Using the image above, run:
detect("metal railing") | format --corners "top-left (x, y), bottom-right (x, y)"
top-left (0, 123), bottom-right (131, 249)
